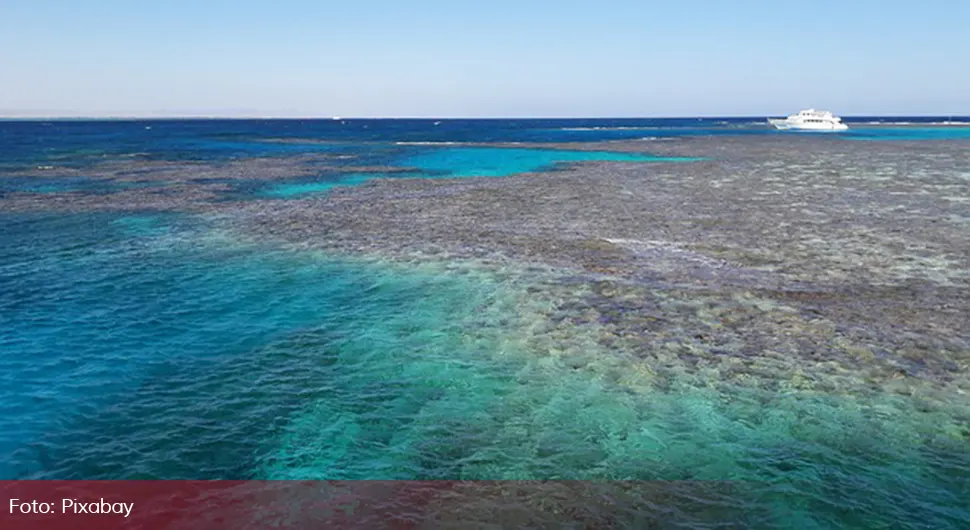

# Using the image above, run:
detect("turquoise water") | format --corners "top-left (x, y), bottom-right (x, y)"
top-left (263, 173), bottom-right (388, 197)
top-left (400, 147), bottom-right (698, 177)
top-left (846, 126), bottom-right (970, 141)
top-left (2, 119), bottom-right (965, 174)
top-left (2, 119), bottom-right (969, 528)
top-left (260, 147), bottom-right (698, 198)
top-left (0, 212), bottom-right (517, 480)
top-left (1, 212), bottom-right (967, 528)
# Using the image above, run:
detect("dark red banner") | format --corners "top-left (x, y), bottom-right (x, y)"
top-left (1, 480), bottom-right (754, 529)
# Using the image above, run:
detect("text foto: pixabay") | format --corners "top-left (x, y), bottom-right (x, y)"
top-left (10, 499), bottom-right (134, 518)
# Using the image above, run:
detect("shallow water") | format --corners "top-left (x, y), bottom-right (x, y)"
top-left (262, 173), bottom-right (388, 197)
top-left (845, 126), bottom-right (970, 141)
top-left (256, 147), bottom-right (697, 198)
top-left (400, 147), bottom-right (698, 177)
top-left (1, 212), bottom-right (967, 528)
top-left (2, 120), bottom-right (969, 529)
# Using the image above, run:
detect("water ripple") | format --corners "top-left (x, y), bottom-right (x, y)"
top-left (1, 212), bottom-right (968, 528)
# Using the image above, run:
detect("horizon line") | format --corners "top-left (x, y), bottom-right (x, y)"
top-left (1, 113), bottom-right (968, 121)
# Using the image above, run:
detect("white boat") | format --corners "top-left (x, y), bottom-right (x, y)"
top-left (768, 109), bottom-right (848, 131)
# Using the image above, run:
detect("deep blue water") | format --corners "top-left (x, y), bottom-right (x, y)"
top-left (2, 117), bottom-right (969, 171)
top-left (2, 119), bottom-right (969, 528)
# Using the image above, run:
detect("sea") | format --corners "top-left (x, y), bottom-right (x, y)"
top-left (1, 117), bottom-right (968, 528)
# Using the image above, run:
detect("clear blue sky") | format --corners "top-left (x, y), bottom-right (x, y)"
top-left (1, 0), bottom-right (967, 117)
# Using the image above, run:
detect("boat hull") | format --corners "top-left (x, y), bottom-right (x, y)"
top-left (768, 118), bottom-right (848, 131)
top-left (768, 118), bottom-right (791, 130)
